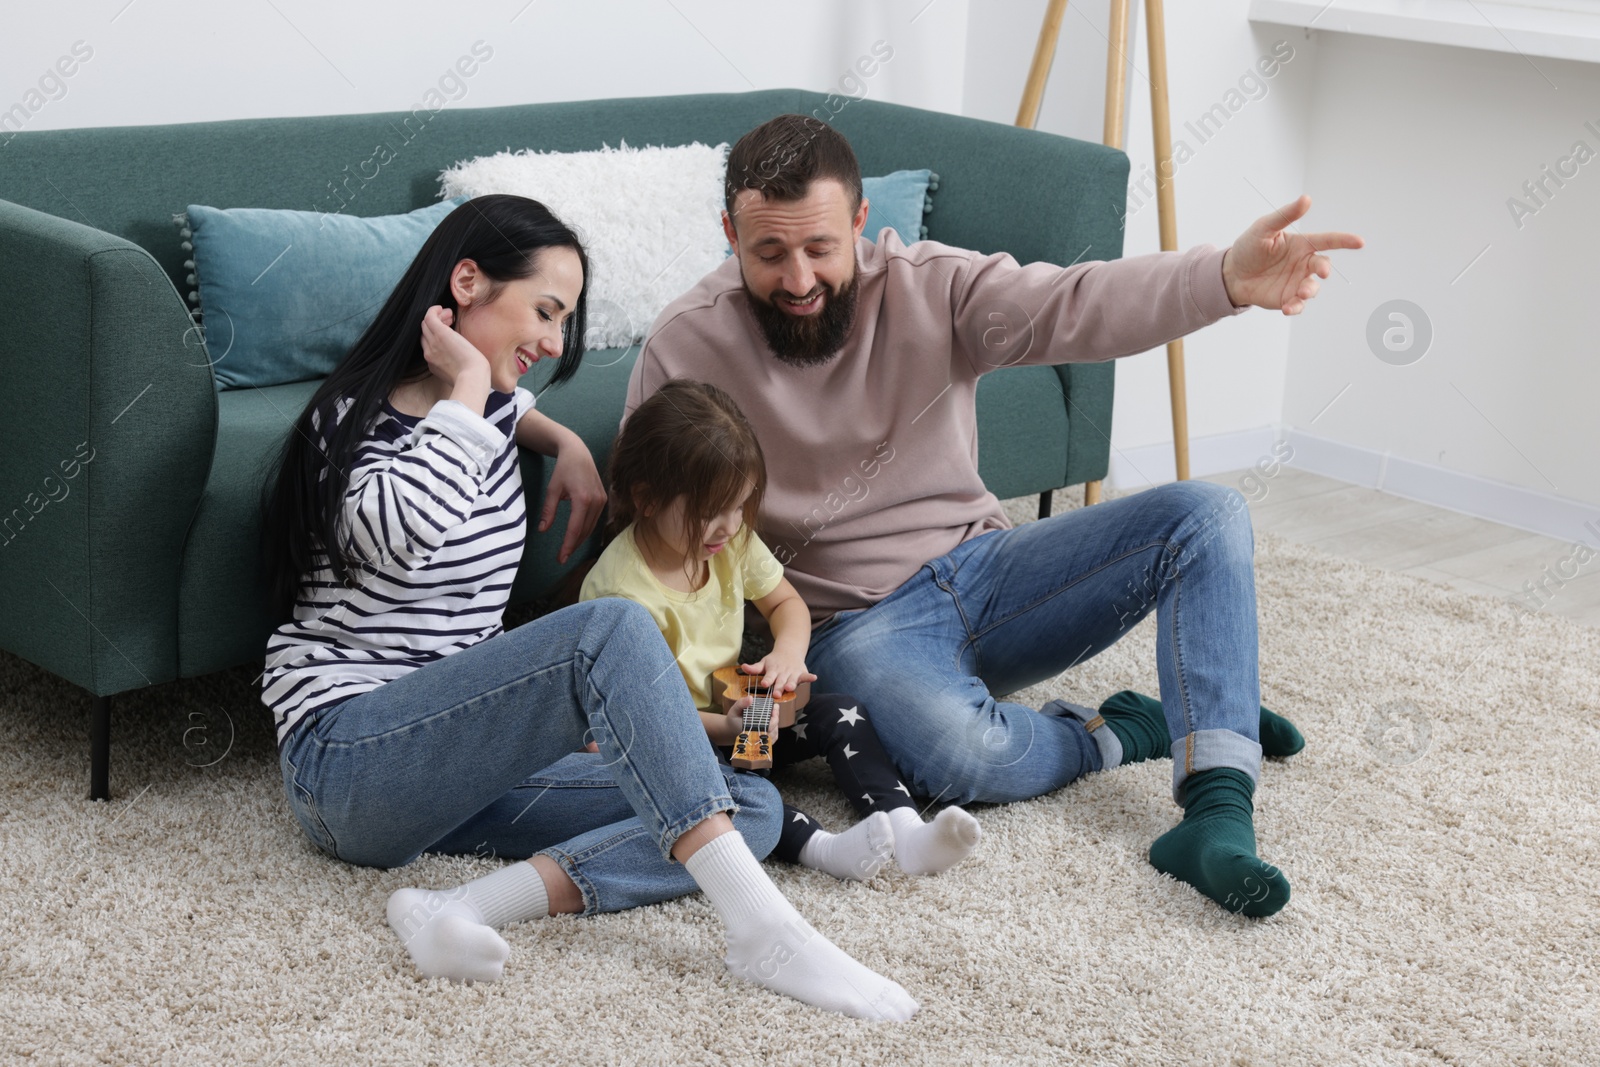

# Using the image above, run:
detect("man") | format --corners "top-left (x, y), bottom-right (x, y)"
top-left (623, 114), bottom-right (1362, 918)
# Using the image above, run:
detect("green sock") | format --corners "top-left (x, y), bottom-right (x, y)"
top-left (1259, 706), bottom-right (1305, 757)
top-left (1096, 690), bottom-right (1172, 765)
top-left (1101, 690), bottom-right (1305, 759)
top-left (1148, 768), bottom-right (1290, 917)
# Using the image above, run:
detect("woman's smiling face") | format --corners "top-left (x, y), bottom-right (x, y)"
top-left (452, 246), bottom-right (585, 392)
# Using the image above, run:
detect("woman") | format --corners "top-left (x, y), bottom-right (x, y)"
top-left (257, 195), bottom-right (915, 1021)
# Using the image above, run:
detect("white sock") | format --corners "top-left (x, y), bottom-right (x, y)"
top-left (796, 811), bottom-right (895, 882)
top-left (684, 831), bottom-right (918, 1021)
top-left (887, 806), bottom-right (982, 876)
top-left (386, 860), bottom-right (549, 982)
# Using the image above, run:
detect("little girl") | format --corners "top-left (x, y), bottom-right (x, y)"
top-left (581, 379), bottom-right (981, 881)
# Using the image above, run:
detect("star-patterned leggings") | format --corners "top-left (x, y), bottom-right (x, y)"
top-left (720, 691), bottom-right (917, 864)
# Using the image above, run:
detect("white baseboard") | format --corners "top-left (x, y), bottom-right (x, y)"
top-left (1284, 430), bottom-right (1600, 545)
top-left (1105, 427), bottom-right (1284, 493)
top-left (1106, 426), bottom-right (1600, 545)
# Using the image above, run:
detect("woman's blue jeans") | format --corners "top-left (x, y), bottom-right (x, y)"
top-left (808, 480), bottom-right (1263, 806)
top-left (277, 598), bottom-right (781, 915)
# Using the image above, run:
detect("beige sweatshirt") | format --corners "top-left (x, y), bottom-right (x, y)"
top-left (624, 229), bottom-right (1247, 625)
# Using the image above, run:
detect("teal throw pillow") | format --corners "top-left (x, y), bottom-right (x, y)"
top-left (181, 197), bottom-right (467, 390)
top-left (861, 169), bottom-right (938, 244)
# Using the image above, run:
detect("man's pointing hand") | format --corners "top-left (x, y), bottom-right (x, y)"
top-left (1220, 194), bottom-right (1364, 316)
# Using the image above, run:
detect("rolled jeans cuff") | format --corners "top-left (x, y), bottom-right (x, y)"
top-left (1045, 699), bottom-right (1123, 772)
top-left (536, 794), bottom-right (739, 917)
top-left (650, 794), bottom-right (739, 864)
top-left (539, 836), bottom-right (620, 918)
top-left (1170, 729), bottom-right (1263, 804)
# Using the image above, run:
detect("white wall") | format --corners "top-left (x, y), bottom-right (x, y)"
top-left (963, 0), bottom-right (1320, 479)
top-left (965, 5), bottom-right (1599, 522)
top-left (1281, 29), bottom-right (1600, 510)
top-left (1, 0), bottom-right (969, 129)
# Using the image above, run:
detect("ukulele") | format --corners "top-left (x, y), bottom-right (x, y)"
top-left (709, 666), bottom-right (809, 771)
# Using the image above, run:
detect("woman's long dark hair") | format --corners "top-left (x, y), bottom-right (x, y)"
top-left (259, 194), bottom-right (590, 620)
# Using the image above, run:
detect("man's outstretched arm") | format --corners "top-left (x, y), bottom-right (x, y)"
top-left (948, 193), bottom-right (1362, 373)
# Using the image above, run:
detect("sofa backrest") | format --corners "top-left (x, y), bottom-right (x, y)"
top-left (0, 89), bottom-right (1128, 302)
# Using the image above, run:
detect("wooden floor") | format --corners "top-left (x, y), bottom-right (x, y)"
top-left (1193, 468), bottom-right (1600, 630)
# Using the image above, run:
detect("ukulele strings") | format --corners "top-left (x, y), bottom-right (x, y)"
top-left (746, 684), bottom-right (776, 734)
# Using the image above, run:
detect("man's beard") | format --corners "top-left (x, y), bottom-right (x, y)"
top-left (746, 266), bottom-right (860, 369)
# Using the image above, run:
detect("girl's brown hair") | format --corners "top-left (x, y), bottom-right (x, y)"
top-left (606, 379), bottom-right (767, 581)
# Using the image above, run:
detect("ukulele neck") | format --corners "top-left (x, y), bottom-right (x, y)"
top-left (744, 685), bottom-right (776, 733)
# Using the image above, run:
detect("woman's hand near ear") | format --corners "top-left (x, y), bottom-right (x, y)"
top-left (421, 305), bottom-right (492, 413)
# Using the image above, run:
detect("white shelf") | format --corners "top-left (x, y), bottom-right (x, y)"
top-left (1249, 0), bottom-right (1600, 64)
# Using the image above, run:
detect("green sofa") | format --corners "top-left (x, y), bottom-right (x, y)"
top-left (0, 89), bottom-right (1124, 800)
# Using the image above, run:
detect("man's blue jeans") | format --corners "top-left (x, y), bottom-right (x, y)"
top-left (808, 480), bottom-right (1263, 806)
top-left (277, 598), bottom-right (781, 915)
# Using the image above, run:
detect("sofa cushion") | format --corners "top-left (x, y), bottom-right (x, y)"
top-left (861, 169), bottom-right (937, 244)
top-left (439, 142), bottom-right (729, 349)
top-left (182, 198), bottom-right (466, 391)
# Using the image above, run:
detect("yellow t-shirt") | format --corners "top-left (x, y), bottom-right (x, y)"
top-left (579, 524), bottom-right (784, 709)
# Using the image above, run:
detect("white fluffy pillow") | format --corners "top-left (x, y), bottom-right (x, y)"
top-left (438, 141), bottom-right (730, 348)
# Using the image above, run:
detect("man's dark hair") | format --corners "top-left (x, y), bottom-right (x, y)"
top-left (724, 114), bottom-right (862, 222)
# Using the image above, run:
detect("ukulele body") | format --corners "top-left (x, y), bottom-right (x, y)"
top-left (709, 666), bottom-right (805, 728)
top-left (709, 666), bottom-right (808, 770)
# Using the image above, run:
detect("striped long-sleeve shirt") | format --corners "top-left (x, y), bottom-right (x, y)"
top-left (261, 386), bottom-right (535, 748)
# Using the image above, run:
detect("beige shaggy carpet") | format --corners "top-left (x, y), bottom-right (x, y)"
top-left (2, 488), bottom-right (1597, 1066)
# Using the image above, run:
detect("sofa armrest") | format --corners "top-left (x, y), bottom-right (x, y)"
top-left (0, 198), bottom-right (217, 695)
top-left (1057, 361), bottom-right (1115, 487)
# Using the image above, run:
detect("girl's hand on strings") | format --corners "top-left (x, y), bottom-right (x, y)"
top-left (739, 655), bottom-right (816, 698)
top-left (420, 305), bottom-right (492, 388)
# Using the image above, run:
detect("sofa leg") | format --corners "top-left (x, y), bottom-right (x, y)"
top-left (1084, 479), bottom-right (1103, 506)
top-left (1037, 491), bottom-right (1053, 520)
top-left (89, 693), bottom-right (111, 802)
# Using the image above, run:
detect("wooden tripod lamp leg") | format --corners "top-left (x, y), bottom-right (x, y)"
top-left (1103, 0), bottom-right (1131, 149)
top-left (1079, 0), bottom-right (1134, 508)
top-left (1017, 0), bottom-right (1107, 506)
top-left (1023, 0), bottom-right (1194, 504)
top-left (1145, 0), bottom-right (1191, 481)
top-left (1016, 0), bottom-right (1070, 129)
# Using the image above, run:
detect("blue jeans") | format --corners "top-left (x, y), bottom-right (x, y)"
top-left (808, 480), bottom-right (1263, 805)
top-left (277, 598), bottom-right (782, 915)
